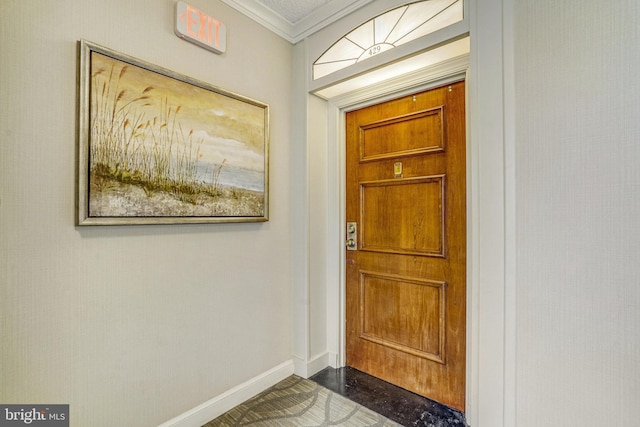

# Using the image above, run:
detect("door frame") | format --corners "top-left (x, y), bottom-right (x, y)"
top-left (298, 1), bottom-right (517, 425)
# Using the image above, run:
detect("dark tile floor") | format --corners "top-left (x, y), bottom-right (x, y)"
top-left (309, 367), bottom-right (467, 427)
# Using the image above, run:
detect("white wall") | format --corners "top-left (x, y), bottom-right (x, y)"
top-left (0, 1), bottom-right (293, 426)
top-left (514, 1), bottom-right (640, 425)
top-left (307, 94), bottom-right (329, 363)
top-left (290, 48), bottom-right (330, 374)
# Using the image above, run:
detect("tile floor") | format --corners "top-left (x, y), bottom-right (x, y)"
top-left (309, 367), bottom-right (468, 427)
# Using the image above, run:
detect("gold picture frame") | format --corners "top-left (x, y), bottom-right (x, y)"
top-left (76, 40), bottom-right (269, 225)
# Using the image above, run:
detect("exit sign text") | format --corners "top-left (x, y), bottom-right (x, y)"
top-left (175, 1), bottom-right (227, 54)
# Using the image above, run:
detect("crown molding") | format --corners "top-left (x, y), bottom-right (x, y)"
top-left (221, 0), bottom-right (374, 44)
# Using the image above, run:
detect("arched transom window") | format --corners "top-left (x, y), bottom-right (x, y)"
top-left (313, 0), bottom-right (464, 80)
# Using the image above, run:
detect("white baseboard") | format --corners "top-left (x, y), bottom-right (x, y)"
top-left (292, 352), bottom-right (330, 378)
top-left (157, 360), bottom-right (294, 427)
top-left (327, 352), bottom-right (339, 368)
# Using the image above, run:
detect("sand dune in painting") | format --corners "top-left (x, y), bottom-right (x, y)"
top-left (90, 178), bottom-right (263, 217)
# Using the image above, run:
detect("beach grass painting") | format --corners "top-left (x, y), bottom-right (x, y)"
top-left (76, 40), bottom-right (269, 225)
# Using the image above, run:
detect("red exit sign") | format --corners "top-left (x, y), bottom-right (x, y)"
top-left (175, 1), bottom-right (227, 54)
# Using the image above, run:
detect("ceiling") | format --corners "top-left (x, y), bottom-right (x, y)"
top-left (256, 0), bottom-right (336, 24)
top-left (220, 0), bottom-right (373, 43)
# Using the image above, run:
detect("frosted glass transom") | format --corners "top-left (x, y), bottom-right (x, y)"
top-left (313, 0), bottom-right (463, 80)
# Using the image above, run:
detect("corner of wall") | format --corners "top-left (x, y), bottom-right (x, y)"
top-left (292, 352), bottom-right (330, 378)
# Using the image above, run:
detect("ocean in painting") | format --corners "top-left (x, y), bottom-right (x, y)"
top-left (195, 161), bottom-right (264, 193)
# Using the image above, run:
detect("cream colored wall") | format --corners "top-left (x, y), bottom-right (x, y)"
top-left (0, 1), bottom-right (292, 426)
top-left (307, 94), bottom-right (329, 362)
top-left (514, 1), bottom-right (640, 425)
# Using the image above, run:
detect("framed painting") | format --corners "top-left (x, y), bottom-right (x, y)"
top-left (76, 40), bottom-right (269, 225)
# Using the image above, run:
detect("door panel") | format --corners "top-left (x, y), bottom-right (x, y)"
top-left (360, 107), bottom-right (445, 161)
top-left (360, 176), bottom-right (445, 256)
top-left (346, 82), bottom-right (466, 411)
top-left (359, 271), bottom-right (446, 362)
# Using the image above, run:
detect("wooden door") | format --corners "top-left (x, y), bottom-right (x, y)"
top-left (345, 82), bottom-right (466, 411)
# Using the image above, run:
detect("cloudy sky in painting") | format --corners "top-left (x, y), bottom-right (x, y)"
top-left (91, 52), bottom-right (266, 174)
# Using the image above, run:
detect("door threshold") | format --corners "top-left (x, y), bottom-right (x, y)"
top-left (309, 367), bottom-right (468, 427)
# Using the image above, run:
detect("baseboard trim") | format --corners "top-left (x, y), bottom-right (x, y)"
top-left (158, 359), bottom-right (294, 427)
top-left (292, 352), bottom-right (330, 378)
top-left (327, 352), bottom-right (339, 368)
